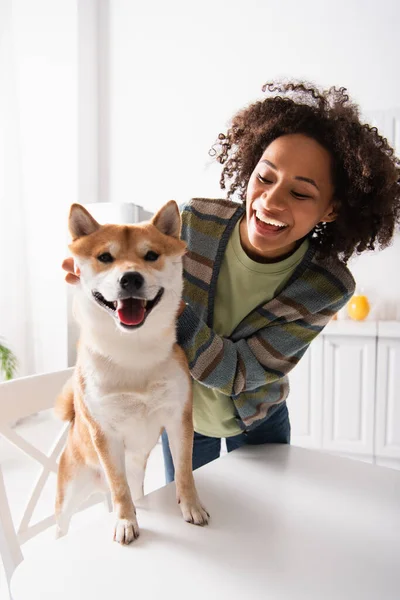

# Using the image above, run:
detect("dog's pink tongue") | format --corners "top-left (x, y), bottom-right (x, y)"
top-left (117, 299), bottom-right (145, 326)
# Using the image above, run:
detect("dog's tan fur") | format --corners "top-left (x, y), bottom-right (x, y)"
top-left (55, 201), bottom-right (208, 544)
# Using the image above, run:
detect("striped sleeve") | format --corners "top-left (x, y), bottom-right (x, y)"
top-left (177, 279), bottom-right (354, 397)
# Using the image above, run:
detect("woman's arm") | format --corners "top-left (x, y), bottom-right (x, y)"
top-left (177, 290), bottom-right (353, 397)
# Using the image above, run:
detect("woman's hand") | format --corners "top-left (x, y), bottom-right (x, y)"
top-left (62, 257), bottom-right (80, 284)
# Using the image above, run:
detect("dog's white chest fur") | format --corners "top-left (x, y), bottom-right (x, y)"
top-left (82, 350), bottom-right (189, 454)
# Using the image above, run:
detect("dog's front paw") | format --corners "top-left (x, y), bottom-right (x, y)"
top-left (113, 517), bottom-right (140, 544)
top-left (179, 499), bottom-right (209, 526)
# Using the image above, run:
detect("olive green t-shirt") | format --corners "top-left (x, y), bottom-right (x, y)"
top-left (192, 218), bottom-right (309, 438)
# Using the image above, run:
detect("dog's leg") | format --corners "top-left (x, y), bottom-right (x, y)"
top-left (55, 451), bottom-right (98, 538)
top-left (125, 451), bottom-right (148, 502)
top-left (165, 399), bottom-right (209, 526)
top-left (90, 429), bottom-right (139, 544)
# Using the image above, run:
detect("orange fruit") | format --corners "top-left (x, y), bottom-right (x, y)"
top-left (347, 295), bottom-right (370, 321)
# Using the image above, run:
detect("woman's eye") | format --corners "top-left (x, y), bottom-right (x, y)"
top-left (257, 174), bottom-right (272, 184)
top-left (144, 250), bottom-right (159, 262)
top-left (97, 252), bottom-right (114, 263)
top-left (292, 191), bottom-right (311, 199)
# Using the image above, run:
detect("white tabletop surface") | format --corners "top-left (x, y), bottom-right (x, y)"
top-left (12, 445), bottom-right (400, 600)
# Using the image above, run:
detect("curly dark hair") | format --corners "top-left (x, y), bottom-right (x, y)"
top-left (210, 81), bottom-right (400, 262)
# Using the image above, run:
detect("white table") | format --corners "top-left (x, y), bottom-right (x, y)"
top-left (12, 445), bottom-right (400, 599)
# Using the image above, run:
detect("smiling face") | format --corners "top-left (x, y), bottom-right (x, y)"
top-left (68, 201), bottom-right (186, 332)
top-left (240, 134), bottom-right (337, 261)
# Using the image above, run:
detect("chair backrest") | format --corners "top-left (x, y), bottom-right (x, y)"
top-left (0, 368), bottom-right (108, 592)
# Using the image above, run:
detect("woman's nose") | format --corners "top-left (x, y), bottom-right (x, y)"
top-left (261, 186), bottom-right (286, 212)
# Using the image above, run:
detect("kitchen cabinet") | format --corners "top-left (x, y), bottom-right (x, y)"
top-left (375, 322), bottom-right (400, 469)
top-left (288, 336), bottom-right (323, 450)
top-left (287, 321), bottom-right (400, 470)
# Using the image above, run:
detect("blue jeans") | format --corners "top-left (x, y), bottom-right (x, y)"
top-left (161, 402), bottom-right (290, 484)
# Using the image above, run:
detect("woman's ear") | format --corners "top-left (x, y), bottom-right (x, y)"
top-left (321, 201), bottom-right (338, 223)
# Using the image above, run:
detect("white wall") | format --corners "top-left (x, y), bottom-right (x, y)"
top-left (346, 235), bottom-right (400, 321)
top-left (17, 1), bottom-right (77, 375)
top-left (108, 0), bottom-right (400, 211)
top-left (106, 0), bottom-right (400, 311)
top-left (0, 0), bottom-right (77, 376)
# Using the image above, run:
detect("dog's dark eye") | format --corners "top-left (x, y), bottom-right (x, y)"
top-left (144, 251), bottom-right (159, 262)
top-left (97, 252), bottom-right (114, 263)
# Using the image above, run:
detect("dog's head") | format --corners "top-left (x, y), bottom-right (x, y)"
top-left (68, 200), bottom-right (186, 332)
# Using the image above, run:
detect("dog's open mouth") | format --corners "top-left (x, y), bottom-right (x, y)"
top-left (92, 288), bottom-right (164, 328)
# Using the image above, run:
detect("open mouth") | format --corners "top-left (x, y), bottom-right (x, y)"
top-left (254, 211), bottom-right (289, 234)
top-left (92, 288), bottom-right (164, 329)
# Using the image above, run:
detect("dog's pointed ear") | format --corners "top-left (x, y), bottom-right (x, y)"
top-left (152, 200), bottom-right (181, 239)
top-left (69, 204), bottom-right (100, 240)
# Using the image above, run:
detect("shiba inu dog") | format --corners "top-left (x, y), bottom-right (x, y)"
top-left (55, 200), bottom-right (209, 544)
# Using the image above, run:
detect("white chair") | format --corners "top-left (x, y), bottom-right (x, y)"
top-left (0, 368), bottom-right (111, 599)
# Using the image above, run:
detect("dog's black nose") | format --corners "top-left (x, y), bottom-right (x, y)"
top-left (119, 271), bottom-right (144, 292)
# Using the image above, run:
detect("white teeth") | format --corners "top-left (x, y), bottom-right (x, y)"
top-left (255, 210), bottom-right (287, 228)
top-left (116, 299), bottom-right (147, 308)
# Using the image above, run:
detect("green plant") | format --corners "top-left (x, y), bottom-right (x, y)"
top-left (0, 338), bottom-right (17, 380)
